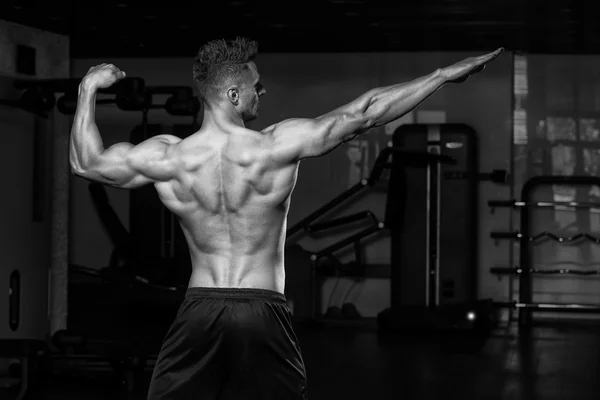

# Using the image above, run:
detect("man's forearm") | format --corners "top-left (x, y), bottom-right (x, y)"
top-left (69, 82), bottom-right (104, 173)
top-left (363, 68), bottom-right (447, 128)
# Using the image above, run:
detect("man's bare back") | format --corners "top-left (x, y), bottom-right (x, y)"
top-left (154, 127), bottom-right (298, 294)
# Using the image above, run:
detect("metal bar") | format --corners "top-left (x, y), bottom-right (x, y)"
top-left (491, 231), bottom-right (600, 244)
top-left (496, 302), bottom-right (600, 313)
top-left (313, 224), bottom-right (382, 259)
top-left (427, 132), bottom-right (442, 308)
top-left (530, 232), bottom-right (600, 244)
top-left (490, 267), bottom-right (600, 275)
top-left (519, 179), bottom-right (533, 326)
top-left (307, 211), bottom-right (374, 233)
top-left (286, 180), bottom-right (368, 237)
top-left (489, 200), bottom-right (600, 209)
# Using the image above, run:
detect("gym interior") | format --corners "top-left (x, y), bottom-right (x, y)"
top-left (2, 2), bottom-right (600, 399)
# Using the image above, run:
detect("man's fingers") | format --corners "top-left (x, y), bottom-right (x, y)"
top-left (476, 47), bottom-right (505, 64)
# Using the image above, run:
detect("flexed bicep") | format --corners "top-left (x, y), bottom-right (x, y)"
top-left (69, 64), bottom-right (183, 189)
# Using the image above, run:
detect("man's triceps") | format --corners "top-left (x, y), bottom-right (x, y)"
top-left (72, 141), bottom-right (158, 188)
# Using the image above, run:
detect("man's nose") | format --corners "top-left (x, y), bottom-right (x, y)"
top-left (259, 87), bottom-right (267, 96)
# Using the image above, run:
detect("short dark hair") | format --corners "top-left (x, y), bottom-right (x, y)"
top-left (193, 37), bottom-right (258, 103)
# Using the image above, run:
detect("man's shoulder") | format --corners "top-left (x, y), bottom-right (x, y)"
top-left (260, 118), bottom-right (318, 139)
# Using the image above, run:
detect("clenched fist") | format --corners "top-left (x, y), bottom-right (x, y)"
top-left (81, 63), bottom-right (127, 90)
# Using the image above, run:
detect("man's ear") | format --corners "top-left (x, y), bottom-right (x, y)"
top-left (227, 87), bottom-right (239, 105)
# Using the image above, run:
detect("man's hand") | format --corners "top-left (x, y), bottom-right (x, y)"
top-left (81, 63), bottom-right (127, 90)
top-left (442, 48), bottom-right (504, 84)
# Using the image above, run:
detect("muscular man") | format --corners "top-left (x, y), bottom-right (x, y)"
top-left (69, 37), bottom-right (503, 399)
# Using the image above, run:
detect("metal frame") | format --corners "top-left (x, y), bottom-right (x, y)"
top-left (489, 175), bottom-right (600, 326)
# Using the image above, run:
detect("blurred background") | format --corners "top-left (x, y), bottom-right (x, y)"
top-left (2, 0), bottom-right (600, 399)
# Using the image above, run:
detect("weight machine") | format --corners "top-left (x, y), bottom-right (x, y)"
top-left (286, 145), bottom-right (455, 321)
top-left (287, 123), bottom-right (507, 331)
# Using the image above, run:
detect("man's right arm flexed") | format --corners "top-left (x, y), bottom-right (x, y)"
top-left (266, 48), bottom-right (504, 164)
top-left (70, 64), bottom-right (180, 189)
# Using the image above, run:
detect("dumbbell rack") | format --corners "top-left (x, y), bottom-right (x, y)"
top-left (489, 175), bottom-right (600, 326)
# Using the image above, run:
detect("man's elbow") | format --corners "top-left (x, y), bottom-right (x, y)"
top-left (69, 165), bottom-right (127, 188)
top-left (70, 157), bottom-right (93, 177)
top-left (70, 161), bottom-right (85, 177)
top-left (69, 150), bottom-right (92, 177)
top-left (69, 152), bottom-right (102, 178)
top-left (344, 112), bottom-right (374, 139)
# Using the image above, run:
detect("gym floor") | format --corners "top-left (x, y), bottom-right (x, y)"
top-left (19, 318), bottom-right (600, 400)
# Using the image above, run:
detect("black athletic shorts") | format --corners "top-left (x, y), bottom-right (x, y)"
top-left (147, 287), bottom-right (308, 400)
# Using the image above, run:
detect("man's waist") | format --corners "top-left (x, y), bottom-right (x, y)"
top-left (188, 263), bottom-right (284, 294)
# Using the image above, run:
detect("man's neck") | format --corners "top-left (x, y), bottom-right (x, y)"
top-left (203, 103), bottom-right (245, 129)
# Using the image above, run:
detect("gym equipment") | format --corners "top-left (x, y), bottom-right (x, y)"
top-left (0, 75), bottom-right (57, 118)
top-left (491, 231), bottom-right (600, 243)
top-left (491, 267), bottom-right (600, 276)
top-left (489, 175), bottom-right (600, 326)
top-left (0, 76), bottom-right (202, 396)
top-left (287, 143), bottom-right (455, 322)
top-left (489, 199), bottom-right (600, 211)
top-left (377, 123), bottom-right (495, 334)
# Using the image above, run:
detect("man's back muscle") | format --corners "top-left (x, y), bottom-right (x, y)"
top-left (153, 128), bottom-right (299, 290)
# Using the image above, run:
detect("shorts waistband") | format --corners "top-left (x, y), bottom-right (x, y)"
top-left (185, 287), bottom-right (286, 304)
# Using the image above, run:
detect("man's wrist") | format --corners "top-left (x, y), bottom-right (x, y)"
top-left (79, 78), bottom-right (98, 95)
top-left (434, 68), bottom-right (449, 84)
